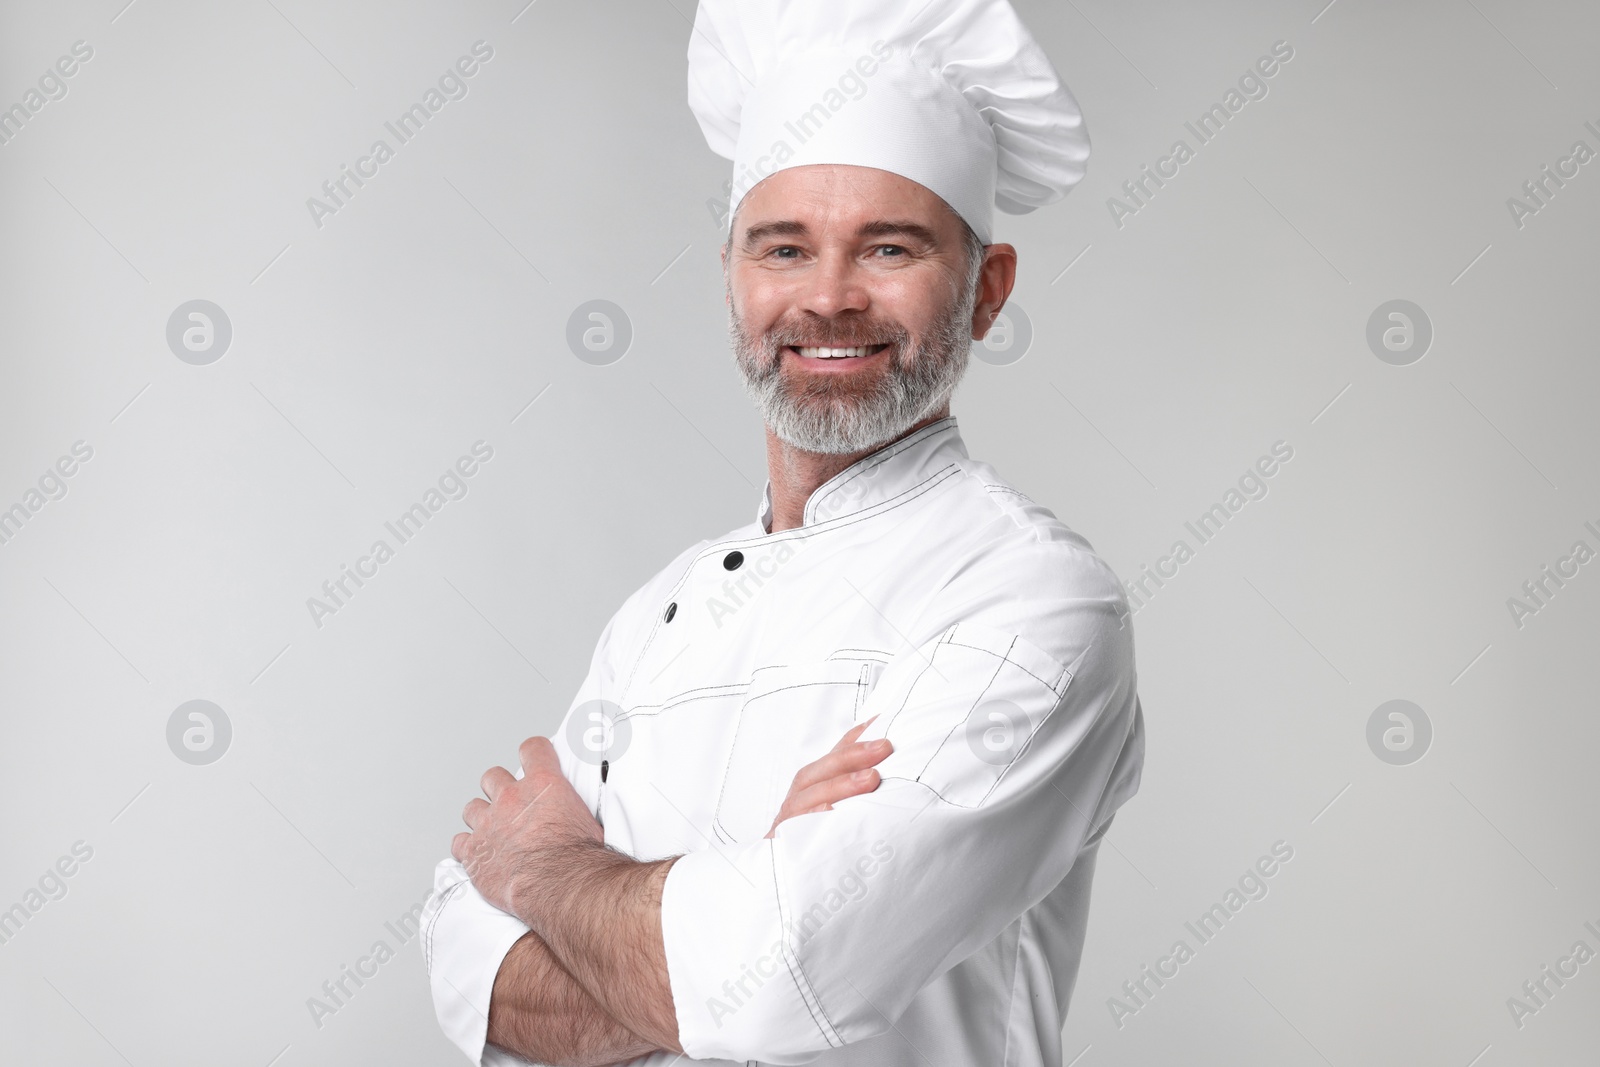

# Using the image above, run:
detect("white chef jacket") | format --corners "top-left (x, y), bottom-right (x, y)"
top-left (422, 416), bottom-right (1145, 1066)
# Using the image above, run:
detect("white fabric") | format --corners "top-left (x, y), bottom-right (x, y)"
top-left (687, 0), bottom-right (1092, 243)
top-left (423, 417), bottom-right (1144, 1065)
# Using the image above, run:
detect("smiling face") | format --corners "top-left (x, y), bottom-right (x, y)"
top-left (723, 164), bottom-right (1013, 455)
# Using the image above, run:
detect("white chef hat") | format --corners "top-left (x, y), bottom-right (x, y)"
top-left (687, 0), bottom-right (1090, 245)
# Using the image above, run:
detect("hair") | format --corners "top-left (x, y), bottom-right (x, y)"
top-left (956, 217), bottom-right (986, 305)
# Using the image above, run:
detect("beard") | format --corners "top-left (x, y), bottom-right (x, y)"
top-left (728, 278), bottom-right (977, 455)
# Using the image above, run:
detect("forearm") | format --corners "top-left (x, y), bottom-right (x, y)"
top-left (514, 843), bottom-right (683, 1054)
top-left (488, 930), bottom-right (659, 1067)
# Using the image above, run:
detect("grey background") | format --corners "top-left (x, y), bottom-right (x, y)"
top-left (1, 0), bottom-right (1596, 1064)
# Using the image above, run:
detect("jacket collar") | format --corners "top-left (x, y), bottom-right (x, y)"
top-left (756, 417), bottom-right (967, 532)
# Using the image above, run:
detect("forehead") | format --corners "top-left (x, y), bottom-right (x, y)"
top-left (733, 164), bottom-right (964, 242)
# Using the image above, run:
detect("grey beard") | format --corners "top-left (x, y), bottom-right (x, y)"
top-left (728, 284), bottom-right (977, 455)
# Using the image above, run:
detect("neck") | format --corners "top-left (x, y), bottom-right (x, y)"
top-left (764, 406), bottom-right (950, 533)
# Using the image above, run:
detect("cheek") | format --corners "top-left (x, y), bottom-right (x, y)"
top-left (730, 271), bottom-right (786, 321)
top-left (868, 280), bottom-right (935, 333)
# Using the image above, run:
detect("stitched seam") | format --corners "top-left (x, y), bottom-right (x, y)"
top-left (880, 668), bottom-right (1078, 811)
top-left (712, 675), bottom-right (864, 841)
top-left (978, 677), bottom-right (1075, 807)
top-left (741, 678), bottom-right (861, 706)
top-left (617, 681), bottom-right (754, 721)
top-left (826, 647), bottom-right (894, 662)
top-left (771, 846), bottom-right (845, 1047)
top-left (879, 631), bottom-right (948, 737)
top-left (1000, 917), bottom-right (1028, 1067)
top-left (941, 637), bottom-right (1071, 696)
top-left (917, 636), bottom-right (1014, 785)
top-left (804, 418), bottom-right (957, 524)
top-left (876, 774), bottom-right (974, 807)
top-left (624, 466), bottom-right (962, 689)
top-left (422, 878), bottom-right (468, 975)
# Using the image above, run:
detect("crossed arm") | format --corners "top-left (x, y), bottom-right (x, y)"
top-left (453, 721), bottom-right (890, 1065)
top-left (485, 930), bottom-right (658, 1066)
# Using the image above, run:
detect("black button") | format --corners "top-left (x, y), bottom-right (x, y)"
top-left (664, 601), bottom-right (677, 623)
top-left (723, 550), bottom-right (745, 571)
top-left (600, 759), bottom-right (609, 783)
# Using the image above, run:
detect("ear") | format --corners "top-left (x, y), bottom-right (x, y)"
top-left (970, 243), bottom-right (1018, 341)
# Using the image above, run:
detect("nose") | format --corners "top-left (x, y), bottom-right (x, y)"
top-left (796, 249), bottom-right (870, 320)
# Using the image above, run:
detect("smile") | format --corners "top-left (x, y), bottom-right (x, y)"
top-left (788, 344), bottom-right (890, 360)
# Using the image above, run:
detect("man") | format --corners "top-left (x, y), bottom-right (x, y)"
top-left (422, 0), bottom-right (1145, 1063)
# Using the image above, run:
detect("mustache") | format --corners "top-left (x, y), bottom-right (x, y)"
top-left (762, 319), bottom-right (909, 350)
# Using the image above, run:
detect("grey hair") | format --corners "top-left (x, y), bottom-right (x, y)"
top-left (956, 218), bottom-right (986, 305)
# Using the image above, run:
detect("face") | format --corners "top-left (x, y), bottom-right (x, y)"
top-left (723, 164), bottom-right (1015, 454)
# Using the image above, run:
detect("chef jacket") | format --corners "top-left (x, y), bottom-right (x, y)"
top-left (422, 416), bottom-right (1145, 1066)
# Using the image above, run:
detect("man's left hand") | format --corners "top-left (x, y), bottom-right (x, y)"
top-left (453, 736), bottom-right (601, 925)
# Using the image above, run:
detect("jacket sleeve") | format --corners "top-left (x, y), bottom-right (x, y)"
top-left (657, 580), bottom-right (1145, 1063)
top-left (421, 861), bottom-right (537, 1066)
top-left (420, 606), bottom-right (626, 1065)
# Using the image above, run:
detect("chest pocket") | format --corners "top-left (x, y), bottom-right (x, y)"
top-left (711, 658), bottom-right (883, 845)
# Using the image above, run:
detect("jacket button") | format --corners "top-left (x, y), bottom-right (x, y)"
top-left (663, 601), bottom-right (677, 623)
top-left (723, 550), bottom-right (744, 571)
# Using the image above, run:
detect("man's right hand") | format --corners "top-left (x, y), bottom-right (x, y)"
top-left (766, 718), bottom-right (893, 838)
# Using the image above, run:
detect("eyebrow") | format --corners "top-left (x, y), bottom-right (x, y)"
top-left (740, 219), bottom-right (941, 250)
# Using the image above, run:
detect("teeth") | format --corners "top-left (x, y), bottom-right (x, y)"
top-left (795, 345), bottom-right (879, 359)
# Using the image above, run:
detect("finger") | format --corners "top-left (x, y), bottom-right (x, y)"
top-left (785, 767), bottom-right (881, 815)
top-left (789, 740), bottom-right (891, 792)
top-left (451, 832), bottom-right (471, 864)
top-left (830, 716), bottom-right (879, 753)
top-left (480, 765), bottom-right (517, 801)
top-left (790, 738), bottom-right (893, 793)
top-left (518, 736), bottom-right (559, 778)
top-left (462, 797), bottom-right (489, 829)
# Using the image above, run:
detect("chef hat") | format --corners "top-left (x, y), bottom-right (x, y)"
top-left (687, 0), bottom-right (1090, 244)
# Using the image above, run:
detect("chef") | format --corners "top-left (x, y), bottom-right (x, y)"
top-left (422, 0), bottom-right (1145, 1063)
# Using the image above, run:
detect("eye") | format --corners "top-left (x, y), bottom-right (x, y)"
top-left (769, 246), bottom-right (802, 260)
top-left (874, 245), bottom-right (906, 257)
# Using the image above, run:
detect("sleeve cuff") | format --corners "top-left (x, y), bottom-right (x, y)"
top-left (423, 858), bottom-right (533, 1066)
top-left (660, 840), bottom-right (845, 1065)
